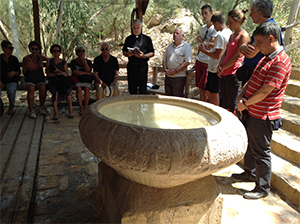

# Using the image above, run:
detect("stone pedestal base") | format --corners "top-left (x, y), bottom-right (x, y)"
top-left (98, 162), bottom-right (223, 224)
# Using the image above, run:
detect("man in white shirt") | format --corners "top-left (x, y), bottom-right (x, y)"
top-left (162, 28), bottom-right (193, 97)
top-left (195, 5), bottom-right (217, 101)
top-left (198, 11), bottom-right (232, 105)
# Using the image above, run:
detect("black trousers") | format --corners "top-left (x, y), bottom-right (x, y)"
top-left (127, 62), bottom-right (148, 94)
top-left (243, 115), bottom-right (279, 194)
top-left (220, 74), bottom-right (241, 112)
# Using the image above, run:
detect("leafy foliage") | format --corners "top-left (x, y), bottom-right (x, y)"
top-left (0, 0), bottom-right (298, 65)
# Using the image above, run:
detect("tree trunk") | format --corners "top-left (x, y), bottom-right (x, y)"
top-left (32, 0), bottom-right (41, 44)
top-left (284, 0), bottom-right (300, 45)
top-left (0, 19), bottom-right (9, 40)
top-left (8, 0), bottom-right (20, 60)
top-left (135, 0), bottom-right (149, 22)
top-left (55, 0), bottom-right (64, 45)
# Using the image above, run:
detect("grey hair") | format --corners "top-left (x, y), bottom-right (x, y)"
top-left (174, 27), bottom-right (184, 35)
top-left (101, 42), bottom-right (110, 49)
top-left (133, 19), bottom-right (142, 26)
top-left (252, 0), bottom-right (273, 18)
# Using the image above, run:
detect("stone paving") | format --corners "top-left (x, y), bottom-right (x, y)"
top-left (33, 107), bottom-right (103, 223)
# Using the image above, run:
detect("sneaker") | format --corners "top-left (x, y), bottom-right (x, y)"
top-left (243, 189), bottom-right (268, 199)
top-left (231, 172), bottom-right (255, 182)
top-left (39, 106), bottom-right (46, 115)
top-left (7, 108), bottom-right (14, 115)
top-left (29, 110), bottom-right (37, 119)
top-left (53, 115), bottom-right (59, 120)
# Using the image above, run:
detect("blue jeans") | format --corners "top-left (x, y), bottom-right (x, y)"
top-left (0, 82), bottom-right (18, 109)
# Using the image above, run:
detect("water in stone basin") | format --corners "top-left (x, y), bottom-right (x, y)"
top-left (99, 101), bottom-right (218, 129)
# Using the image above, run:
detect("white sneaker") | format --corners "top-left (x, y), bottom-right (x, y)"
top-left (29, 110), bottom-right (37, 119)
top-left (39, 106), bottom-right (46, 115)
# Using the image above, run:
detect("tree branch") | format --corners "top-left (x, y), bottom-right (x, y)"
top-left (89, 0), bottom-right (119, 23)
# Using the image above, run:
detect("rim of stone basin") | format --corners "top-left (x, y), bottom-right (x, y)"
top-left (89, 95), bottom-right (223, 130)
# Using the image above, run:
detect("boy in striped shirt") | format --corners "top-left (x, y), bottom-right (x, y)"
top-left (234, 22), bottom-right (291, 199)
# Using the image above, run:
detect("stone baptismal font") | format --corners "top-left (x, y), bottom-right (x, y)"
top-left (79, 95), bottom-right (247, 223)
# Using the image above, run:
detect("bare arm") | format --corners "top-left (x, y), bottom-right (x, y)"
top-left (22, 57), bottom-right (28, 75)
top-left (111, 70), bottom-right (119, 85)
top-left (198, 46), bottom-right (223, 60)
top-left (220, 33), bottom-right (249, 72)
top-left (239, 37), bottom-right (260, 59)
top-left (244, 83), bottom-right (275, 106)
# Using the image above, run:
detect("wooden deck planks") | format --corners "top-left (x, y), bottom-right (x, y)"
top-left (0, 107), bottom-right (44, 223)
top-left (12, 114), bottom-right (44, 223)
top-left (0, 107), bottom-right (27, 179)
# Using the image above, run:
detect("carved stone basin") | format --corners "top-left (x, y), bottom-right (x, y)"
top-left (79, 95), bottom-right (247, 188)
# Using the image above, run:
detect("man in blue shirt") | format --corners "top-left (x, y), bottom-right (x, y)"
top-left (236, 0), bottom-right (284, 86)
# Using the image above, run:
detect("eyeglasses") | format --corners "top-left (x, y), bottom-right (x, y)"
top-left (53, 50), bottom-right (61, 53)
top-left (8, 46), bottom-right (14, 50)
top-left (101, 48), bottom-right (109, 51)
top-left (31, 48), bottom-right (39, 51)
top-left (76, 49), bottom-right (85, 53)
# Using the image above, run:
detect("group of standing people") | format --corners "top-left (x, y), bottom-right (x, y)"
top-left (196, 0), bottom-right (290, 200)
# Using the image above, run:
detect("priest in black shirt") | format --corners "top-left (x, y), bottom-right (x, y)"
top-left (122, 19), bottom-right (154, 94)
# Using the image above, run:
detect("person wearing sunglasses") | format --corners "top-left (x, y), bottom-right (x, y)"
top-left (22, 41), bottom-right (48, 119)
top-left (0, 40), bottom-right (21, 115)
top-left (94, 42), bottom-right (119, 100)
top-left (122, 19), bottom-right (154, 94)
top-left (46, 44), bottom-right (73, 120)
top-left (70, 45), bottom-right (93, 115)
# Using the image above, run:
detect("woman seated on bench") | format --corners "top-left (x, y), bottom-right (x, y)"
top-left (0, 40), bottom-right (21, 115)
top-left (46, 44), bottom-right (73, 120)
top-left (70, 45), bottom-right (93, 115)
top-left (22, 41), bottom-right (48, 119)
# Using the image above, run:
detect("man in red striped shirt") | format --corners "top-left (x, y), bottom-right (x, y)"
top-left (233, 22), bottom-right (291, 199)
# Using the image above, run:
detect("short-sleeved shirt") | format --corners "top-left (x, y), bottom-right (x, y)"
top-left (94, 54), bottom-right (119, 85)
top-left (244, 18), bottom-right (284, 67)
top-left (163, 41), bottom-right (193, 78)
top-left (196, 24), bottom-right (217, 64)
top-left (122, 33), bottom-right (154, 64)
top-left (70, 59), bottom-right (92, 74)
top-left (245, 47), bottom-right (291, 120)
top-left (0, 54), bottom-right (20, 84)
top-left (207, 28), bottom-right (232, 73)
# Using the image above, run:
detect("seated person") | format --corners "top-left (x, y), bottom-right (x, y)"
top-left (0, 40), bottom-right (21, 115)
top-left (22, 41), bottom-right (48, 119)
top-left (46, 44), bottom-right (73, 120)
top-left (70, 45), bottom-right (93, 115)
top-left (94, 42), bottom-right (119, 100)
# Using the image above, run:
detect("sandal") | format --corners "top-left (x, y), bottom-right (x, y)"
top-left (79, 111), bottom-right (83, 115)
top-left (69, 113), bottom-right (74, 118)
top-left (53, 115), bottom-right (59, 120)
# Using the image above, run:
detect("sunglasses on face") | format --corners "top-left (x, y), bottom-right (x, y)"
top-left (31, 48), bottom-right (39, 51)
top-left (53, 50), bottom-right (61, 53)
top-left (8, 46), bottom-right (14, 50)
top-left (101, 48), bottom-right (109, 51)
top-left (76, 49), bottom-right (85, 53)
